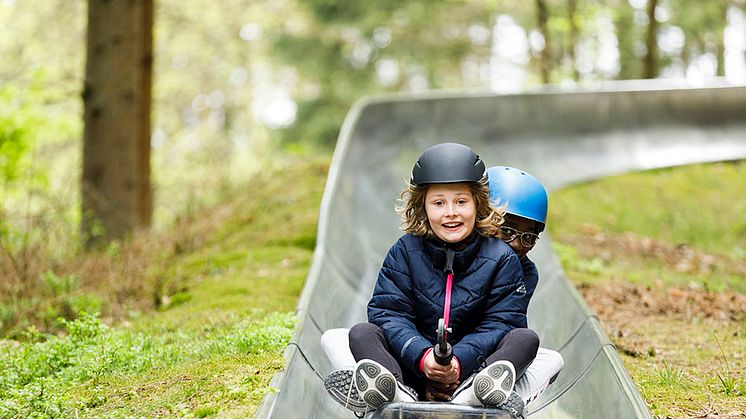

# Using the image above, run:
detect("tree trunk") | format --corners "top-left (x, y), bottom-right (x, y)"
top-left (568, 0), bottom-right (580, 81)
top-left (614, 1), bottom-right (636, 79)
top-left (716, 3), bottom-right (728, 77)
top-left (536, 0), bottom-right (551, 83)
top-left (82, 0), bottom-right (153, 246)
top-left (716, 38), bottom-right (725, 77)
top-left (642, 0), bottom-right (659, 78)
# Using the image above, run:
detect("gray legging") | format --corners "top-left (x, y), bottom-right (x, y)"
top-left (349, 322), bottom-right (539, 393)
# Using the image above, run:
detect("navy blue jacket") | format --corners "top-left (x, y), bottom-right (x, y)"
top-left (521, 256), bottom-right (538, 302)
top-left (367, 233), bottom-right (529, 379)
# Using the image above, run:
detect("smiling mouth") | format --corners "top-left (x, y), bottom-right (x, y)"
top-left (442, 222), bottom-right (463, 229)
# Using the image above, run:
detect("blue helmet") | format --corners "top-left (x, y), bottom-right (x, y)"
top-left (487, 166), bottom-right (548, 232)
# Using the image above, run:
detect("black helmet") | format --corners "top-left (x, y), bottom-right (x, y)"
top-left (411, 142), bottom-right (486, 186)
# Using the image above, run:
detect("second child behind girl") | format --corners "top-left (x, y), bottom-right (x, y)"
top-left (344, 143), bottom-right (539, 416)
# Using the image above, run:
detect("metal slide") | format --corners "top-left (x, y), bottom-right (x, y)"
top-left (257, 81), bottom-right (746, 418)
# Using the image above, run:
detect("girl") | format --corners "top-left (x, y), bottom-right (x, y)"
top-left (330, 143), bottom-right (538, 415)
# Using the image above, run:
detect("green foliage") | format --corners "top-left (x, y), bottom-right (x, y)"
top-left (40, 271), bottom-right (78, 295)
top-left (714, 334), bottom-right (744, 396)
top-left (0, 82), bottom-right (42, 187)
top-left (611, 2), bottom-right (641, 80)
top-left (0, 312), bottom-right (296, 417)
top-left (654, 362), bottom-right (686, 387)
top-left (268, 0), bottom-right (498, 147)
top-left (0, 109), bottom-right (30, 183)
top-left (667, 0), bottom-right (731, 74)
top-left (552, 242), bottom-right (609, 285)
top-left (0, 69), bottom-right (82, 261)
top-left (550, 162), bottom-right (746, 258)
top-left (221, 312), bottom-right (296, 355)
top-left (716, 370), bottom-right (742, 396)
top-left (274, 96), bottom-right (351, 147)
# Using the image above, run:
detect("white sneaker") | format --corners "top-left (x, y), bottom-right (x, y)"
top-left (451, 360), bottom-right (516, 407)
top-left (353, 359), bottom-right (417, 408)
top-left (324, 368), bottom-right (370, 414)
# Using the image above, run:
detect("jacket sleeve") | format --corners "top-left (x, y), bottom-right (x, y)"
top-left (367, 240), bottom-right (432, 377)
top-left (452, 251), bottom-right (529, 378)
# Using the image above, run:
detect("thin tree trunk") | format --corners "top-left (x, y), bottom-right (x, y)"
top-left (716, 3), bottom-right (728, 77)
top-left (140, 0), bottom-right (154, 224)
top-left (643, 0), bottom-right (659, 78)
top-left (82, 0), bottom-right (153, 246)
top-left (681, 47), bottom-right (691, 75)
top-left (537, 0), bottom-right (551, 83)
top-left (568, 0), bottom-right (580, 81)
top-left (614, 1), bottom-right (636, 79)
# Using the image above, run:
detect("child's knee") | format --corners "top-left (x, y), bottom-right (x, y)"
top-left (348, 322), bottom-right (381, 350)
top-left (543, 348), bottom-right (564, 371)
top-left (534, 348), bottom-right (564, 380)
top-left (523, 328), bottom-right (540, 350)
top-left (507, 328), bottom-right (540, 354)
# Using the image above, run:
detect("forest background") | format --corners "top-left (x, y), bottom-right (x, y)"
top-left (1, 0), bottom-right (745, 417)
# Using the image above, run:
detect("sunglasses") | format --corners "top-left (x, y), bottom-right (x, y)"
top-left (499, 225), bottom-right (539, 248)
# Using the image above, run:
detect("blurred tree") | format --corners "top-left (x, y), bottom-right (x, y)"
top-left (611, 0), bottom-right (641, 79)
top-left (82, 0), bottom-right (153, 246)
top-left (566, 0), bottom-right (580, 80)
top-left (642, 0), bottom-right (659, 78)
top-left (668, 0), bottom-right (731, 77)
top-left (536, 0), bottom-right (552, 83)
top-left (268, 0), bottom-right (501, 147)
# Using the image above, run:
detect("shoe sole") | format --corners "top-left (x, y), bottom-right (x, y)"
top-left (324, 369), bottom-right (368, 413)
top-left (474, 361), bottom-right (515, 406)
top-left (354, 360), bottom-right (396, 408)
top-left (502, 391), bottom-right (525, 418)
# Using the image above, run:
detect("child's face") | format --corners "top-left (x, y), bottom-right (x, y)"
top-left (498, 214), bottom-right (539, 258)
top-left (425, 183), bottom-right (476, 244)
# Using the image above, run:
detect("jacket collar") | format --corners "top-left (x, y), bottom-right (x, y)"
top-left (423, 232), bottom-right (482, 275)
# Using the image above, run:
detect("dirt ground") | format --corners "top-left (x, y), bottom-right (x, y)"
top-left (579, 281), bottom-right (746, 418)
top-left (579, 281), bottom-right (745, 357)
top-left (557, 228), bottom-right (746, 418)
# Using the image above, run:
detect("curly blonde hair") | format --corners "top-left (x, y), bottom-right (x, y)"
top-left (396, 178), bottom-right (505, 239)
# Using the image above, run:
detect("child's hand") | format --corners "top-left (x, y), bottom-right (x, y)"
top-left (421, 350), bottom-right (460, 384)
top-left (424, 379), bottom-right (458, 401)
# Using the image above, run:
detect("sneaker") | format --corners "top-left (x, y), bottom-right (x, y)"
top-left (451, 360), bottom-right (516, 407)
top-left (502, 391), bottom-right (525, 418)
top-left (324, 368), bottom-right (369, 415)
top-left (474, 360), bottom-right (516, 406)
top-left (396, 382), bottom-right (418, 403)
top-left (353, 359), bottom-right (417, 409)
top-left (451, 371), bottom-right (478, 405)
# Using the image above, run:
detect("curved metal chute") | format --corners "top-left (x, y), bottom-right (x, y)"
top-left (258, 80), bottom-right (746, 418)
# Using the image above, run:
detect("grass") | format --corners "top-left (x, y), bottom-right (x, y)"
top-left (548, 161), bottom-right (746, 417)
top-left (549, 162), bottom-right (746, 258)
top-left (0, 154), bottom-right (329, 417)
top-left (714, 334), bottom-right (743, 397)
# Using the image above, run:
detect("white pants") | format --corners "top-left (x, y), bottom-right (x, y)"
top-left (320, 328), bottom-right (564, 406)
